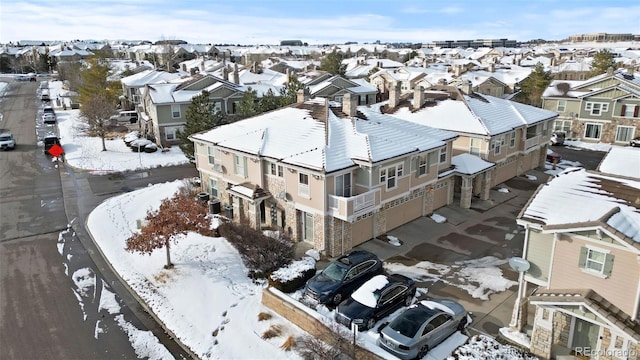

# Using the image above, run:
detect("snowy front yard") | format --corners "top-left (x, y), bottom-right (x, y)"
top-left (84, 179), bottom-right (535, 360)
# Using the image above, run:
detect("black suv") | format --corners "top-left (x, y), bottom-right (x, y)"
top-left (43, 135), bottom-right (61, 154)
top-left (303, 250), bottom-right (383, 307)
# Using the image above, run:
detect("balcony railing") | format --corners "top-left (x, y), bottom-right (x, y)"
top-left (328, 188), bottom-right (380, 221)
top-left (524, 135), bottom-right (541, 150)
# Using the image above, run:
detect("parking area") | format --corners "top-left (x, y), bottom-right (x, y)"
top-left (302, 169), bottom-right (549, 342)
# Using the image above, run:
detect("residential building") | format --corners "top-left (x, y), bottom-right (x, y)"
top-left (139, 74), bottom-right (248, 146)
top-left (542, 68), bottom-right (640, 145)
top-left (190, 94), bottom-right (458, 256)
top-left (514, 162), bottom-right (640, 359)
top-left (385, 83), bottom-right (558, 209)
top-left (306, 75), bottom-right (378, 105)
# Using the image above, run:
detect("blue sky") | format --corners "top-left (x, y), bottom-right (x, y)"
top-left (2, 0), bottom-right (640, 45)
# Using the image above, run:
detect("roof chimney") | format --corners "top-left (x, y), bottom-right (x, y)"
top-left (461, 80), bottom-right (473, 95)
top-left (389, 83), bottom-right (400, 108)
top-left (488, 63), bottom-right (495, 72)
top-left (296, 88), bottom-right (309, 103)
top-left (343, 93), bottom-right (357, 116)
top-left (413, 86), bottom-right (424, 109)
top-left (181, 63), bottom-right (187, 72)
top-left (233, 64), bottom-right (239, 84)
top-left (607, 66), bottom-right (614, 76)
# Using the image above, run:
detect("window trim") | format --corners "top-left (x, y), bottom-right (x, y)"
top-left (470, 138), bottom-right (482, 156)
top-left (509, 132), bottom-right (516, 148)
top-left (585, 102), bottom-right (609, 116)
top-left (171, 104), bottom-right (181, 118)
top-left (417, 155), bottom-right (428, 176)
top-left (233, 154), bottom-right (246, 177)
top-left (615, 125), bottom-right (635, 143)
top-left (207, 146), bottom-right (216, 165)
top-left (557, 100), bottom-right (566, 112)
top-left (380, 163), bottom-right (403, 190)
top-left (584, 123), bottom-right (603, 140)
top-left (209, 178), bottom-right (218, 198)
top-left (439, 147), bottom-right (447, 163)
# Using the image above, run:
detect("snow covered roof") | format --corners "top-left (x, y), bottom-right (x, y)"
top-left (519, 168), bottom-right (640, 244)
top-left (451, 153), bottom-right (495, 175)
top-left (597, 147), bottom-right (640, 179)
top-left (121, 69), bottom-right (183, 87)
top-left (389, 90), bottom-right (557, 136)
top-left (190, 99), bottom-right (456, 172)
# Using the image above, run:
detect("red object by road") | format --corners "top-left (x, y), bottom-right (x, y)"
top-left (48, 143), bottom-right (64, 157)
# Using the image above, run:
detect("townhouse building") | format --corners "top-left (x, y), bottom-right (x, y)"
top-left (139, 74), bottom-right (250, 146)
top-left (190, 94), bottom-right (458, 256)
top-left (514, 161), bottom-right (640, 359)
top-left (385, 82), bottom-right (558, 209)
top-left (542, 68), bottom-right (640, 145)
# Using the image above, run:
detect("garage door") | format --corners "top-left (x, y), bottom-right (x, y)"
top-left (386, 197), bottom-right (422, 231)
top-left (493, 157), bottom-right (518, 186)
top-left (432, 181), bottom-right (450, 209)
top-left (351, 215), bottom-right (374, 246)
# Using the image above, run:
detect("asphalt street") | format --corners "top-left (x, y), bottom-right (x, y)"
top-left (0, 77), bottom-right (196, 359)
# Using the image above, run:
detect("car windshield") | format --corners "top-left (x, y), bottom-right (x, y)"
top-left (389, 317), bottom-right (422, 338)
top-left (0, 135), bottom-right (11, 141)
top-left (322, 262), bottom-right (347, 281)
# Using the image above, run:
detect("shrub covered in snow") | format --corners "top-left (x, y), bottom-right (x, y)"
top-left (447, 334), bottom-right (538, 360)
top-left (268, 256), bottom-right (316, 293)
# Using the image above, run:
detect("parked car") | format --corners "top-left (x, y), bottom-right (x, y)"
top-left (630, 137), bottom-right (640, 147)
top-left (43, 112), bottom-right (57, 124)
top-left (377, 299), bottom-right (469, 360)
top-left (549, 132), bottom-right (565, 146)
top-left (43, 135), bottom-right (61, 154)
top-left (303, 250), bottom-right (383, 307)
top-left (130, 138), bottom-right (153, 152)
top-left (336, 274), bottom-right (416, 331)
top-left (0, 131), bottom-right (16, 150)
top-left (546, 149), bottom-right (561, 163)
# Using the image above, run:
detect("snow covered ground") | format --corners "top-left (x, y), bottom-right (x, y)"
top-left (6, 77), bottom-right (604, 359)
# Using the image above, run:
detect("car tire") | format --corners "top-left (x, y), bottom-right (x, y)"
top-left (404, 295), bottom-right (412, 306)
top-left (332, 293), bottom-right (342, 305)
top-left (457, 317), bottom-right (468, 331)
top-left (417, 345), bottom-right (429, 359)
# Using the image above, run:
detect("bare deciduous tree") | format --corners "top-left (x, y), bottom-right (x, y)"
top-left (125, 185), bottom-right (214, 269)
top-left (80, 93), bottom-right (118, 151)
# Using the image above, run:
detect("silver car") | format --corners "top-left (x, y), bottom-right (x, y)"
top-left (377, 299), bottom-right (468, 360)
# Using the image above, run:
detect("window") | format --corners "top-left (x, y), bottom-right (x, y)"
top-left (207, 146), bottom-right (216, 164)
top-left (212, 101), bottom-right (222, 114)
top-left (233, 154), bottom-right (246, 177)
top-left (615, 126), bottom-right (634, 142)
top-left (553, 120), bottom-right (572, 133)
top-left (439, 147), bottom-right (447, 163)
top-left (171, 104), bottom-right (181, 118)
top-left (470, 138), bottom-right (482, 156)
top-left (584, 123), bottom-right (602, 139)
top-left (380, 163), bottom-right (403, 189)
top-left (557, 100), bottom-right (566, 112)
top-left (622, 104), bottom-right (639, 117)
top-left (492, 136), bottom-right (505, 155)
top-left (270, 163), bottom-right (283, 177)
top-left (298, 173), bottom-right (310, 197)
top-left (579, 246), bottom-right (614, 277)
top-left (585, 102), bottom-right (608, 116)
top-left (335, 173), bottom-right (351, 197)
top-left (417, 155), bottom-right (428, 176)
top-left (209, 178), bottom-right (218, 198)
top-left (509, 131), bottom-right (516, 148)
top-left (165, 126), bottom-right (181, 141)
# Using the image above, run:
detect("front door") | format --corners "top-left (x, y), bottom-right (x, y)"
top-left (571, 317), bottom-right (599, 358)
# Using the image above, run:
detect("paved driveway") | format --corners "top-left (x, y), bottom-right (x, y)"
top-left (353, 169), bottom-right (547, 339)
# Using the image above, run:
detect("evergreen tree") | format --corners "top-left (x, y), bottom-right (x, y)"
top-left (78, 56), bottom-right (120, 105)
top-left (518, 62), bottom-right (552, 107)
top-left (320, 49), bottom-right (346, 76)
top-left (236, 88), bottom-right (259, 119)
top-left (258, 88), bottom-right (280, 113)
top-left (177, 90), bottom-right (225, 161)
top-left (587, 49), bottom-right (616, 78)
top-left (279, 75), bottom-right (305, 106)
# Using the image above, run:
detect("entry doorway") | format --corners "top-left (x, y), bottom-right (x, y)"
top-left (571, 317), bottom-right (599, 358)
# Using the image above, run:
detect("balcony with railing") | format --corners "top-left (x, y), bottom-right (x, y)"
top-left (328, 188), bottom-right (381, 222)
top-left (524, 135), bottom-right (541, 150)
